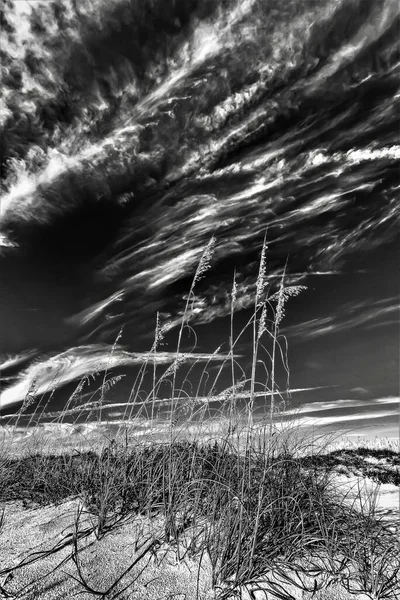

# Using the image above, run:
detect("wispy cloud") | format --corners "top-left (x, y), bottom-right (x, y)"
top-left (283, 297), bottom-right (400, 340)
top-left (0, 345), bottom-right (233, 409)
top-left (1, 0), bottom-right (398, 420)
top-left (0, 385), bottom-right (326, 421)
top-left (281, 396), bottom-right (399, 429)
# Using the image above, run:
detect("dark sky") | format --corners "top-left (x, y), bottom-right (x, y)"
top-left (0, 0), bottom-right (399, 437)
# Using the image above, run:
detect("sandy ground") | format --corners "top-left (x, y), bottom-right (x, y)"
top-left (0, 426), bottom-right (398, 599)
top-left (0, 498), bottom-right (215, 600)
top-left (328, 472), bottom-right (399, 529)
top-left (0, 471), bottom-right (398, 600)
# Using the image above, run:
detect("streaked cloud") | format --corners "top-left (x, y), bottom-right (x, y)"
top-left (283, 297), bottom-right (400, 340)
top-left (281, 396), bottom-right (399, 430)
top-left (0, 0), bottom-right (398, 420)
top-left (0, 345), bottom-right (233, 409)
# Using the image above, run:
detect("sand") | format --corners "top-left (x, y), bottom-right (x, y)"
top-left (0, 469), bottom-right (398, 600)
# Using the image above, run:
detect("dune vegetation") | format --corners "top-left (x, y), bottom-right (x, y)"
top-left (0, 242), bottom-right (399, 600)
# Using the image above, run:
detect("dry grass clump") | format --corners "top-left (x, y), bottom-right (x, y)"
top-left (1, 430), bottom-right (399, 599)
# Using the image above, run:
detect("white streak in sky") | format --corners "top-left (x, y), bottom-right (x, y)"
top-left (0, 346), bottom-right (234, 409)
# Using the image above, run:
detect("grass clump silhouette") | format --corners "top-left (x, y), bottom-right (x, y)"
top-left (0, 239), bottom-right (399, 600)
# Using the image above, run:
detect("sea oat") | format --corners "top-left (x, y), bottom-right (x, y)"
top-left (101, 374), bottom-right (126, 395)
top-left (111, 327), bottom-right (124, 352)
top-left (160, 354), bottom-right (188, 381)
top-left (193, 236), bottom-right (216, 286)
top-left (256, 239), bottom-right (268, 303)
top-left (151, 312), bottom-right (169, 351)
top-left (272, 284), bottom-right (307, 326)
top-left (231, 272), bottom-right (238, 307)
top-left (19, 375), bottom-right (38, 413)
top-left (257, 302), bottom-right (268, 340)
top-left (69, 377), bottom-right (87, 405)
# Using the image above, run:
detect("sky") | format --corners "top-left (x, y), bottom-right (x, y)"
top-left (0, 0), bottom-right (399, 438)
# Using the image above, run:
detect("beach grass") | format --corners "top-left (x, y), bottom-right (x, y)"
top-left (0, 240), bottom-right (399, 599)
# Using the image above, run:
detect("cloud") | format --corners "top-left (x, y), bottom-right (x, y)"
top-left (281, 396), bottom-right (399, 429)
top-left (0, 345), bottom-right (234, 410)
top-left (1, 0), bottom-right (398, 405)
top-left (283, 297), bottom-right (400, 340)
top-left (291, 409), bottom-right (397, 427)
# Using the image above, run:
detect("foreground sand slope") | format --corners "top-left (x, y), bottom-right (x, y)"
top-left (1, 468), bottom-right (398, 600)
top-left (0, 498), bottom-right (215, 600)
